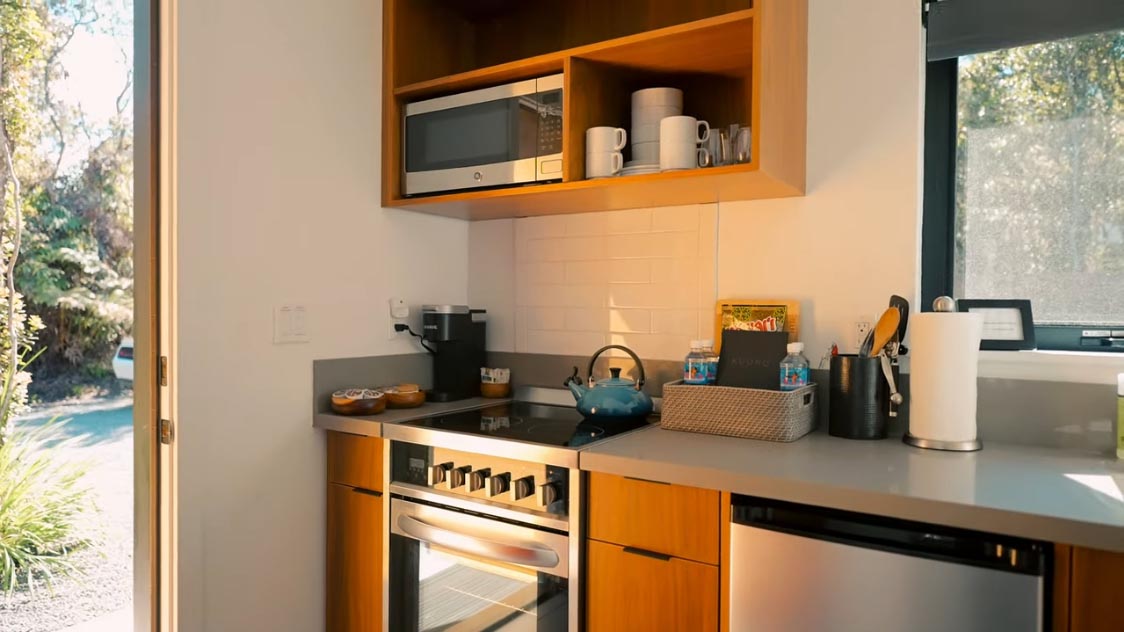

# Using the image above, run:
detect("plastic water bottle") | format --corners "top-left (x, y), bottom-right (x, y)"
top-left (779, 342), bottom-right (809, 391)
top-left (684, 340), bottom-right (709, 385)
top-left (701, 340), bottom-right (719, 385)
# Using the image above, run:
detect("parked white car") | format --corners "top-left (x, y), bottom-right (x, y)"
top-left (113, 337), bottom-right (134, 381)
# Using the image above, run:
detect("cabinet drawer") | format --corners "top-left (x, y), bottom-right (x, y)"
top-left (586, 539), bottom-right (718, 632)
top-left (327, 432), bottom-right (383, 492)
top-left (588, 472), bottom-right (720, 564)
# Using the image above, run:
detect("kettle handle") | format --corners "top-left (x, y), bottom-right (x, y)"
top-left (586, 345), bottom-right (646, 389)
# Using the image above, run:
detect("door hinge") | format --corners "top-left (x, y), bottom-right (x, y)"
top-left (159, 356), bottom-right (169, 386)
top-left (160, 418), bottom-right (175, 445)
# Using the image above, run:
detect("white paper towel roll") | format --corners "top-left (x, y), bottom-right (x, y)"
top-left (909, 312), bottom-right (984, 442)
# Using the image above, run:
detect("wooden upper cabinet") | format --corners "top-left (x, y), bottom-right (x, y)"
top-left (586, 539), bottom-right (719, 632)
top-left (327, 483), bottom-right (382, 632)
top-left (380, 0), bottom-right (807, 219)
top-left (588, 472), bottom-right (721, 565)
top-left (327, 432), bottom-right (383, 492)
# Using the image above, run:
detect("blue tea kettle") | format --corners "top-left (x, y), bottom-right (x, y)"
top-left (564, 345), bottom-right (653, 419)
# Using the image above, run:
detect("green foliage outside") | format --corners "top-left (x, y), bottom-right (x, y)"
top-left (0, 0), bottom-right (118, 593)
top-left (2, 0), bottom-right (134, 399)
top-left (0, 420), bottom-right (95, 594)
top-left (954, 30), bottom-right (1123, 324)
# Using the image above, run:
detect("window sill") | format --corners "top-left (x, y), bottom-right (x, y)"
top-left (976, 349), bottom-right (1124, 385)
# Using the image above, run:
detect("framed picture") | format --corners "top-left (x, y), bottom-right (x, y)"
top-left (713, 299), bottom-right (801, 353)
top-left (957, 299), bottom-right (1036, 351)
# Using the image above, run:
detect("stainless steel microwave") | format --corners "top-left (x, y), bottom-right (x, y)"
top-left (403, 74), bottom-right (563, 196)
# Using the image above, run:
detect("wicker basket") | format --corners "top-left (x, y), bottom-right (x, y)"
top-left (660, 380), bottom-right (817, 442)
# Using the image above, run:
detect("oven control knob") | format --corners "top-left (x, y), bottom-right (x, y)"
top-left (468, 468), bottom-right (491, 492)
top-left (446, 465), bottom-right (472, 490)
top-left (511, 476), bottom-right (535, 501)
top-left (427, 462), bottom-right (453, 487)
top-left (485, 472), bottom-right (511, 497)
top-left (537, 482), bottom-right (561, 507)
top-left (473, 171), bottom-right (483, 182)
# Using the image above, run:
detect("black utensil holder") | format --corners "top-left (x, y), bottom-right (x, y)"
top-left (829, 354), bottom-right (897, 440)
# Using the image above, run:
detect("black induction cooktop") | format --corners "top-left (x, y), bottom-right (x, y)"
top-left (400, 401), bottom-right (651, 448)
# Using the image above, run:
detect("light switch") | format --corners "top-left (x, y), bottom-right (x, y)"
top-left (274, 304), bottom-right (310, 344)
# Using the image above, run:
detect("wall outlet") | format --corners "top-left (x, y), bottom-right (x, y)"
top-left (854, 317), bottom-right (873, 350)
top-left (388, 298), bottom-right (410, 340)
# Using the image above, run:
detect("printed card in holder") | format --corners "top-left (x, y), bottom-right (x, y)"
top-left (715, 330), bottom-right (790, 390)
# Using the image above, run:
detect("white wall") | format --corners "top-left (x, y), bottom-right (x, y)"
top-left (173, 1), bottom-right (467, 630)
top-left (469, 0), bottom-right (925, 362)
top-left (716, 0), bottom-right (925, 356)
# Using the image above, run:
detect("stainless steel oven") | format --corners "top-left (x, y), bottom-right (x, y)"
top-left (388, 498), bottom-right (569, 631)
top-left (382, 400), bottom-right (651, 632)
top-left (403, 74), bottom-right (564, 196)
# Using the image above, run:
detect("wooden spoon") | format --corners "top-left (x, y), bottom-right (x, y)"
top-left (868, 307), bottom-right (901, 357)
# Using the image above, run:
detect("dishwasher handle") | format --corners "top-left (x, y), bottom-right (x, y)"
top-left (731, 494), bottom-right (1044, 575)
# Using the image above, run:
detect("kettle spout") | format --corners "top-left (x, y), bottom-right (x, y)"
top-left (564, 366), bottom-right (587, 401)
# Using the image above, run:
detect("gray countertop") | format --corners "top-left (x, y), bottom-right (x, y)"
top-left (313, 397), bottom-right (509, 436)
top-left (581, 426), bottom-right (1124, 552)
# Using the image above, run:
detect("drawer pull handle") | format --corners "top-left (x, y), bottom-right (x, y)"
top-left (623, 476), bottom-right (670, 485)
top-left (623, 546), bottom-right (671, 561)
top-left (352, 488), bottom-right (382, 498)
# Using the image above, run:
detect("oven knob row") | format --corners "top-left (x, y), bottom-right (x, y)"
top-left (446, 465), bottom-right (472, 490)
top-left (468, 468), bottom-right (491, 492)
top-left (537, 481), bottom-right (560, 506)
top-left (427, 462), bottom-right (453, 487)
top-left (485, 472), bottom-right (511, 497)
top-left (512, 476), bottom-right (535, 501)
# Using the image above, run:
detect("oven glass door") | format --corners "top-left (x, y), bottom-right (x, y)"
top-left (389, 498), bottom-right (569, 632)
top-left (405, 94), bottom-right (539, 174)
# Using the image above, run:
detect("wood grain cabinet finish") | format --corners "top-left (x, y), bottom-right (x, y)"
top-left (326, 482), bottom-right (382, 632)
top-left (327, 432), bottom-right (383, 492)
top-left (588, 472), bottom-right (721, 565)
top-left (586, 539), bottom-right (719, 632)
top-left (1055, 544), bottom-right (1124, 632)
top-left (380, 0), bottom-right (808, 219)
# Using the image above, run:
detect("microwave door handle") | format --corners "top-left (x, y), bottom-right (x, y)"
top-left (396, 514), bottom-right (560, 569)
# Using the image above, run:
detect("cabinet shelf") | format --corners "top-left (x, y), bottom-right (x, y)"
top-left (388, 163), bottom-right (801, 221)
top-left (381, 1), bottom-right (806, 220)
top-left (393, 10), bottom-right (755, 100)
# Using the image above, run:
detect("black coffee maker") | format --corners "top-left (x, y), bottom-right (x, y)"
top-left (421, 305), bottom-right (486, 402)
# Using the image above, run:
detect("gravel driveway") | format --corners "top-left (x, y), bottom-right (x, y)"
top-left (0, 400), bottom-right (134, 632)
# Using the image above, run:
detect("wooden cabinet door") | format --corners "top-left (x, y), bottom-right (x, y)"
top-left (1067, 545), bottom-right (1124, 632)
top-left (588, 472), bottom-right (721, 564)
top-left (586, 539), bottom-right (719, 632)
top-left (327, 432), bottom-right (383, 491)
top-left (327, 483), bottom-right (382, 632)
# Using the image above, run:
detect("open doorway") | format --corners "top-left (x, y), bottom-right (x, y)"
top-left (0, 1), bottom-right (140, 630)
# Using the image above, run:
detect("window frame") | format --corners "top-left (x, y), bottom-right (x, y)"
top-left (920, 50), bottom-right (1124, 354)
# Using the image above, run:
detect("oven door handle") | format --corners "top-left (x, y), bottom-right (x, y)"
top-left (396, 514), bottom-right (561, 569)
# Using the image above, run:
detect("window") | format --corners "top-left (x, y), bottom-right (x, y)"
top-left (923, 2), bottom-right (1124, 352)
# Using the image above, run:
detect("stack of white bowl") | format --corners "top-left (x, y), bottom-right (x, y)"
top-left (630, 88), bottom-right (683, 170)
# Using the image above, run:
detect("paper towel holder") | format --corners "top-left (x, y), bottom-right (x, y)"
top-left (903, 433), bottom-right (982, 451)
top-left (902, 296), bottom-right (983, 452)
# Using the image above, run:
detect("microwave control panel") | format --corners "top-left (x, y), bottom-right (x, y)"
top-left (537, 89), bottom-right (563, 156)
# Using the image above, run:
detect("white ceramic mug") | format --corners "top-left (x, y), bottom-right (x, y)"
top-left (586, 150), bottom-right (624, 178)
top-left (586, 126), bottom-right (627, 153)
top-left (660, 116), bottom-right (710, 145)
top-left (660, 140), bottom-right (709, 171)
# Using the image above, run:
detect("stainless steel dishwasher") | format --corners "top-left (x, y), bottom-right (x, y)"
top-left (729, 495), bottom-right (1047, 632)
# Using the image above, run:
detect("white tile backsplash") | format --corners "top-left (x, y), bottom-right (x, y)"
top-left (502, 204), bottom-right (716, 360)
